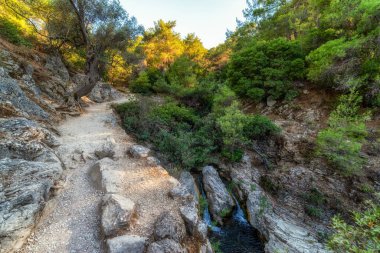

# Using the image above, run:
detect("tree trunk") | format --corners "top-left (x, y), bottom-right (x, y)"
top-left (74, 49), bottom-right (100, 99)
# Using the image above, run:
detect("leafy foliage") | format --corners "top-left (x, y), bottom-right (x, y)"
top-left (227, 38), bottom-right (305, 102)
top-left (316, 89), bottom-right (370, 175)
top-left (116, 85), bottom-right (280, 168)
top-left (328, 202), bottom-right (380, 252)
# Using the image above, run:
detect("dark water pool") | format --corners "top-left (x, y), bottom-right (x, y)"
top-left (197, 176), bottom-right (264, 253)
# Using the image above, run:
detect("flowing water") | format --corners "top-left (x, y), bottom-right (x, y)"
top-left (197, 176), bottom-right (264, 253)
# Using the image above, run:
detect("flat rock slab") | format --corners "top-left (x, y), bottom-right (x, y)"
top-left (106, 235), bottom-right (147, 253)
top-left (101, 194), bottom-right (136, 237)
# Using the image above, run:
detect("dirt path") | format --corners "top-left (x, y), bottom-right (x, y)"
top-left (19, 98), bottom-right (181, 253)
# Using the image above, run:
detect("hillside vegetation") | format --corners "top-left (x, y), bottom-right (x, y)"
top-left (1, 0), bottom-right (379, 252)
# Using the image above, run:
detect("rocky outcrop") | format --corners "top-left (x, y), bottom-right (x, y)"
top-left (101, 194), bottom-right (136, 237)
top-left (106, 235), bottom-right (147, 253)
top-left (89, 82), bottom-right (123, 103)
top-left (0, 118), bottom-right (63, 253)
top-left (202, 166), bottom-right (235, 224)
top-left (247, 188), bottom-right (329, 253)
top-left (0, 76), bottom-right (49, 119)
top-left (229, 154), bottom-right (330, 253)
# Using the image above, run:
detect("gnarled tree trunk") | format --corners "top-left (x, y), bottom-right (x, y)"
top-left (73, 48), bottom-right (101, 99)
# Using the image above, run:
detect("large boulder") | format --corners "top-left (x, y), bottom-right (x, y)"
top-left (106, 235), bottom-right (147, 253)
top-left (154, 212), bottom-right (186, 243)
top-left (89, 82), bottom-right (123, 103)
top-left (95, 137), bottom-right (116, 159)
top-left (202, 166), bottom-right (235, 224)
top-left (101, 194), bottom-right (136, 237)
top-left (89, 158), bottom-right (124, 194)
top-left (147, 239), bottom-right (187, 253)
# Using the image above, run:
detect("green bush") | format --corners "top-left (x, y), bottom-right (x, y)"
top-left (316, 90), bottom-right (370, 175)
top-left (129, 71), bottom-right (153, 94)
top-left (328, 202), bottom-right (380, 252)
top-left (0, 18), bottom-right (31, 46)
top-left (244, 115), bottom-right (281, 139)
top-left (227, 38), bottom-right (305, 102)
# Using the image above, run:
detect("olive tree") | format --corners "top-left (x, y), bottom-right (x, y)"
top-left (48, 0), bottom-right (143, 98)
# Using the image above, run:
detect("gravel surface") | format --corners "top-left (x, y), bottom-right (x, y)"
top-left (19, 97), bottom-right (182, 253)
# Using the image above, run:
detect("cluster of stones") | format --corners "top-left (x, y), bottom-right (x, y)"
top-left (92, 143), bottom-right (213, 253)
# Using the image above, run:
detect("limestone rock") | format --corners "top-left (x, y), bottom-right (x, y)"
top-left (202, 166), bottom-right (235, 224)
top-left (0, 76), bottom-right (49, 119)
top-left (101, 194), bottom-right (136, 237)
top-left (170, 172), bottom-right (199, 204)
top-left (89, 158), bottom-right (124, 193)
top-left (154, 212), bottom-right (186, 243)
top-left (89, 82), bottom-right (123, 103)
top-left (246, 189), bottom-right (330, 253)
top-left (179, 201), bottom-right (198, 236)
top-left (147, 239), bottom-right (187, 253)
top-left (129, 145), bottom-right (150, 159)
top-left (147, 156), bottom-right (160, 166)
top-left (267, 97), bottom-right (277, 107)
top-left (0, 159), bottom-right (63, 253)
top-left (106, 235), bottom-right (147, 253)
top-left (95, 137), bottom-right (116, 159)
top-left (195, 221), bottom-right (208, 242)
top-left (199, 240), bottom-right (213, 253)
top-left (45, 55), bottom-right (70, 82)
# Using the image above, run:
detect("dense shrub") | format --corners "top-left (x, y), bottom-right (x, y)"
top-left (316, 90), bottom-right (370, 175)
top-left (227, 38), bottom-right (305, 102)
top-left (0, 18), bottom-right (31, 46)
top-left (115, 92), bottom-right (280, 168)
top-left (328, 202), bottom-right (380, 252)
top-left (115, 99), bottom-right (218, 169)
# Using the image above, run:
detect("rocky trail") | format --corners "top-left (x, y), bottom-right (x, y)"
top-left (17, 97), bottom-right (193, 253)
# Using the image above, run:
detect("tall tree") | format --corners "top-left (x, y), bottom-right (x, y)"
top-left (142, 20), bottom-right (184, 70)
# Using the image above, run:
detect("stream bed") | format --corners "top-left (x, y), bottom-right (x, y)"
top-left (197, 176), bottom-right (264, 253)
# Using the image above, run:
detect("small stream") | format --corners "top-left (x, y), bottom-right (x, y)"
top-left (197, 176), bottom-right (264, 253)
